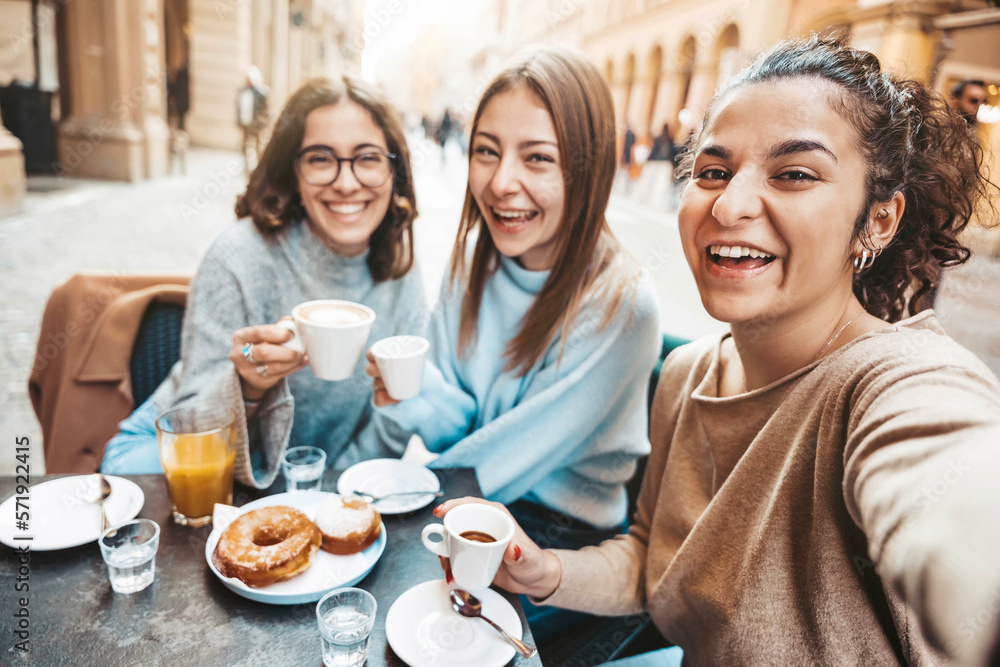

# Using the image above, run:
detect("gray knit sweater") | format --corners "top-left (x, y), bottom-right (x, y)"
top-left (152, 219), bottom-right (427, 488)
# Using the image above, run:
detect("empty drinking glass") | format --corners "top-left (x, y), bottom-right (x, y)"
top-left (316, 587), bottom-right (377, 667)
top-left (98, 519), bottom-right (160, 594)
top-left (282, 446), bottom-right (326, 493)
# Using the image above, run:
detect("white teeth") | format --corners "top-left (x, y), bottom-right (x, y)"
top-left (710, 245), bottom-right (774, 259)
top-left (326, 203), bottom-right (365, 215)
top-left (493, 208), bottom-right (535, 219)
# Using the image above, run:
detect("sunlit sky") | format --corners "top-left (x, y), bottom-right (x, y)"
top-left (360, 0), bottom-right (480, 82)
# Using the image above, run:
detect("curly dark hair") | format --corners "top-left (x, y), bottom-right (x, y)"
top-left (235, 77), bottom-right (417, 282)
top-left (679, 36), bottom-right (997, 322)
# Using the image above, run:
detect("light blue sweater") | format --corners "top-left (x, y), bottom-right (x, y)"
top-left (377, 255), bottom-right (660, 529)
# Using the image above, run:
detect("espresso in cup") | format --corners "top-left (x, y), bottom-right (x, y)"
top-left (459, 530), bottom-right (496, 543)
top-left (297, 302), bottom-right (370, 325)
top-left (421, 504), bottom-right (514, 591)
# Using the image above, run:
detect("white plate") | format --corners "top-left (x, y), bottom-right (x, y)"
top-left (386, 579), bottom-right (520, 667)
top-left (205, 491), bottom-right (386, 605)
top-left (336, 459), bottom-right (441, 514)
top-left (0, 475), bottom-right (144, 551)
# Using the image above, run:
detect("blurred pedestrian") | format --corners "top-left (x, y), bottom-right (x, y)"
top-left (950, 79), bottom-right (986, 126)
top-left (621, 125), bottom-right (635, 168)
top-left (648, 122), bottom-right (676, 165)
top-left (167, 64), bottom-right (190, 131)
top-left (238, 66), bottom-right (270, 176)
top-left (436, 108), bottom-right (453, 165)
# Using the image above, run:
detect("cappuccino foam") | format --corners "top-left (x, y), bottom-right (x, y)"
top-left (298, 303), bottom-right (369, 325)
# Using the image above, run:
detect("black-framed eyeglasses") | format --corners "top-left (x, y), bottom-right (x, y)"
top-left (295, 147), bottom-right (396, 188)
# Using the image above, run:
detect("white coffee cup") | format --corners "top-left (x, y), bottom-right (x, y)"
top-left (420, 504), bottom-right (514, 591)
top-left (278, 300), bottom-right (376, 381)
top-left (369, 335), bottom-right (429, 400)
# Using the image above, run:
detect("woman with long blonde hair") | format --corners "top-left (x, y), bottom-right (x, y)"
top-left (367, 47), bottom-right (660, 634)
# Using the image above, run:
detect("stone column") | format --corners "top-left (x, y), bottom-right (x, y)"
top-left (185, 0), bottom-right (252, 149)
top-left (270, 0), bottom-right (290, 108)
top-left (57, 0), bottom-right (169, 181)
top-left (0, 106), bottom-right (27, 215)
top-left (683, 58), bottom-right (719, 125)
top-left (849, 1), bottom-right (944, 84)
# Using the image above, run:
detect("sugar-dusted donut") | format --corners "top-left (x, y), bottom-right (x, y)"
top-left (315, 496), bottom-right (382, 555)
top-left (212, 505), bottom-right (321, 587)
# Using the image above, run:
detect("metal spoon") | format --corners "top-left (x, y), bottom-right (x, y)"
top-left (450, 589), bottom-right (537, 658)
top-left (351, 489), bottom-right (443, 504)
top-left (84, 474), bottom-right (112, 533)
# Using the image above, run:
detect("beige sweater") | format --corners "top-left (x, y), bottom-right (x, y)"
top-left (546, 312), bottom-right (1000, 666)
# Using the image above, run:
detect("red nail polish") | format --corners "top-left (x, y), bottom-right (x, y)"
top-left (433, 503), bottom-right (445, 515)
top-left (513, 545), bottom-right (522, 561)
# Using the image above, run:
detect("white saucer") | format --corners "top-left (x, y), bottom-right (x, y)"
top-left (205, 491), bottom-right (386, 605)
top-left (0, 475), bottom-right (144, 551)
top-left (385, 579), bottom-right (520, 667)
top-left (336, 459), bottom-right (441, 514)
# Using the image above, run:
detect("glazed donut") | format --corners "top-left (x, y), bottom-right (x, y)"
top-left (212, 505), bottom-right (321, 588)
top-left (315, 496), bottom-right (382, 555)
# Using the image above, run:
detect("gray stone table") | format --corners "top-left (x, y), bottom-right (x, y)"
top-left (0, 469), bottom-right (542, 666)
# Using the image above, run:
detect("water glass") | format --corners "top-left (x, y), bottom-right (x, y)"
top-left (98, 519), bottom-right (160, 594)
top-left (316, 587), bottom-right (377, 667)
top-left (282, 446), bottom-right (327, 493)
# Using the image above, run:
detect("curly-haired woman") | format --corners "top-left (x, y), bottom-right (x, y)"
top-left (440, 37), bottom-right (1000, 665)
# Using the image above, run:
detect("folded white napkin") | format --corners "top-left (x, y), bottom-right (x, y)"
top-left (212, 503), bottom-right (241, 532)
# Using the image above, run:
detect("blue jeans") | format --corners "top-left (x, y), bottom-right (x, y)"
top-left (101, 397), bottom-right (164, 474)
top-left (607, 647), bottom-right (684, 666)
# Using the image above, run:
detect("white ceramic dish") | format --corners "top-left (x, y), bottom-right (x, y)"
top-left (0, 475), bottom-right (144, 551)
top-left (205, 490), bottom-right (386, 605)
top-left (336, 459), bottom-right (441, 514)
top-left (385, 579), bottom-right (520, 667)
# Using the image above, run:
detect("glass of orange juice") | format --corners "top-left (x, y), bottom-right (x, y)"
top-left (155, 404), bottom-right (237, 527)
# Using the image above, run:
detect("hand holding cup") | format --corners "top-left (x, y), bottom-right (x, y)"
top-left (432, 498), bottom-right (562, 600)
top-left (366, 335), bottom-right (428, 406)
top-left (230, 319), bottom-right (308, 401)
top-left (277, 300), bottom-right (376, 381)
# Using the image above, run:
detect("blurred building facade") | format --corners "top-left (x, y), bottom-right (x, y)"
top-left (0, 0), bottom-right (364, 201)
top-left (494, 0), bottom-right (1000, 239)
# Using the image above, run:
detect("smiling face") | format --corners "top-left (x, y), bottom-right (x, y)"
top-left (468, 85), bottom-right (566, 271)
top-left (678, 78), bottom-right (869, 330)
top-left (296, 101), bottom-right (393, 257)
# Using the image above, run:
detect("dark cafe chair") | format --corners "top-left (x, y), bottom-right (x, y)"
top-left (539, 333), bottom-right (690, 666)
top-left (28, 273), bottom-right (191, 474)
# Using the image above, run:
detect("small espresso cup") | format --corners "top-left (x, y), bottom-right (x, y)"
top-left (369, 335), bottom-right (429, 400)
top-left (420, 503), bottom-right (514, 591)
top-left (278, 300), bottom-right (376, 381)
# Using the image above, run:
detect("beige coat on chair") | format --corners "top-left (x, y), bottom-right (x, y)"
top-left (28, 274), bottom-right (190, 474)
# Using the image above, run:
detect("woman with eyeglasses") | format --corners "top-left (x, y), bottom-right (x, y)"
top-left (101, 77), bottom-right (426, 487)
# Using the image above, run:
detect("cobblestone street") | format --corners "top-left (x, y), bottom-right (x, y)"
top-left (2, 143), bottom-right (999, 475)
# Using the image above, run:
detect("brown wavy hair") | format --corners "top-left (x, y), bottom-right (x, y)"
top-left (450, 47), bottom-right (639, 375)
top-left (679, 36), bottom-right (998, 322)
top-left (235, 77), bottom-right (417, 282)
